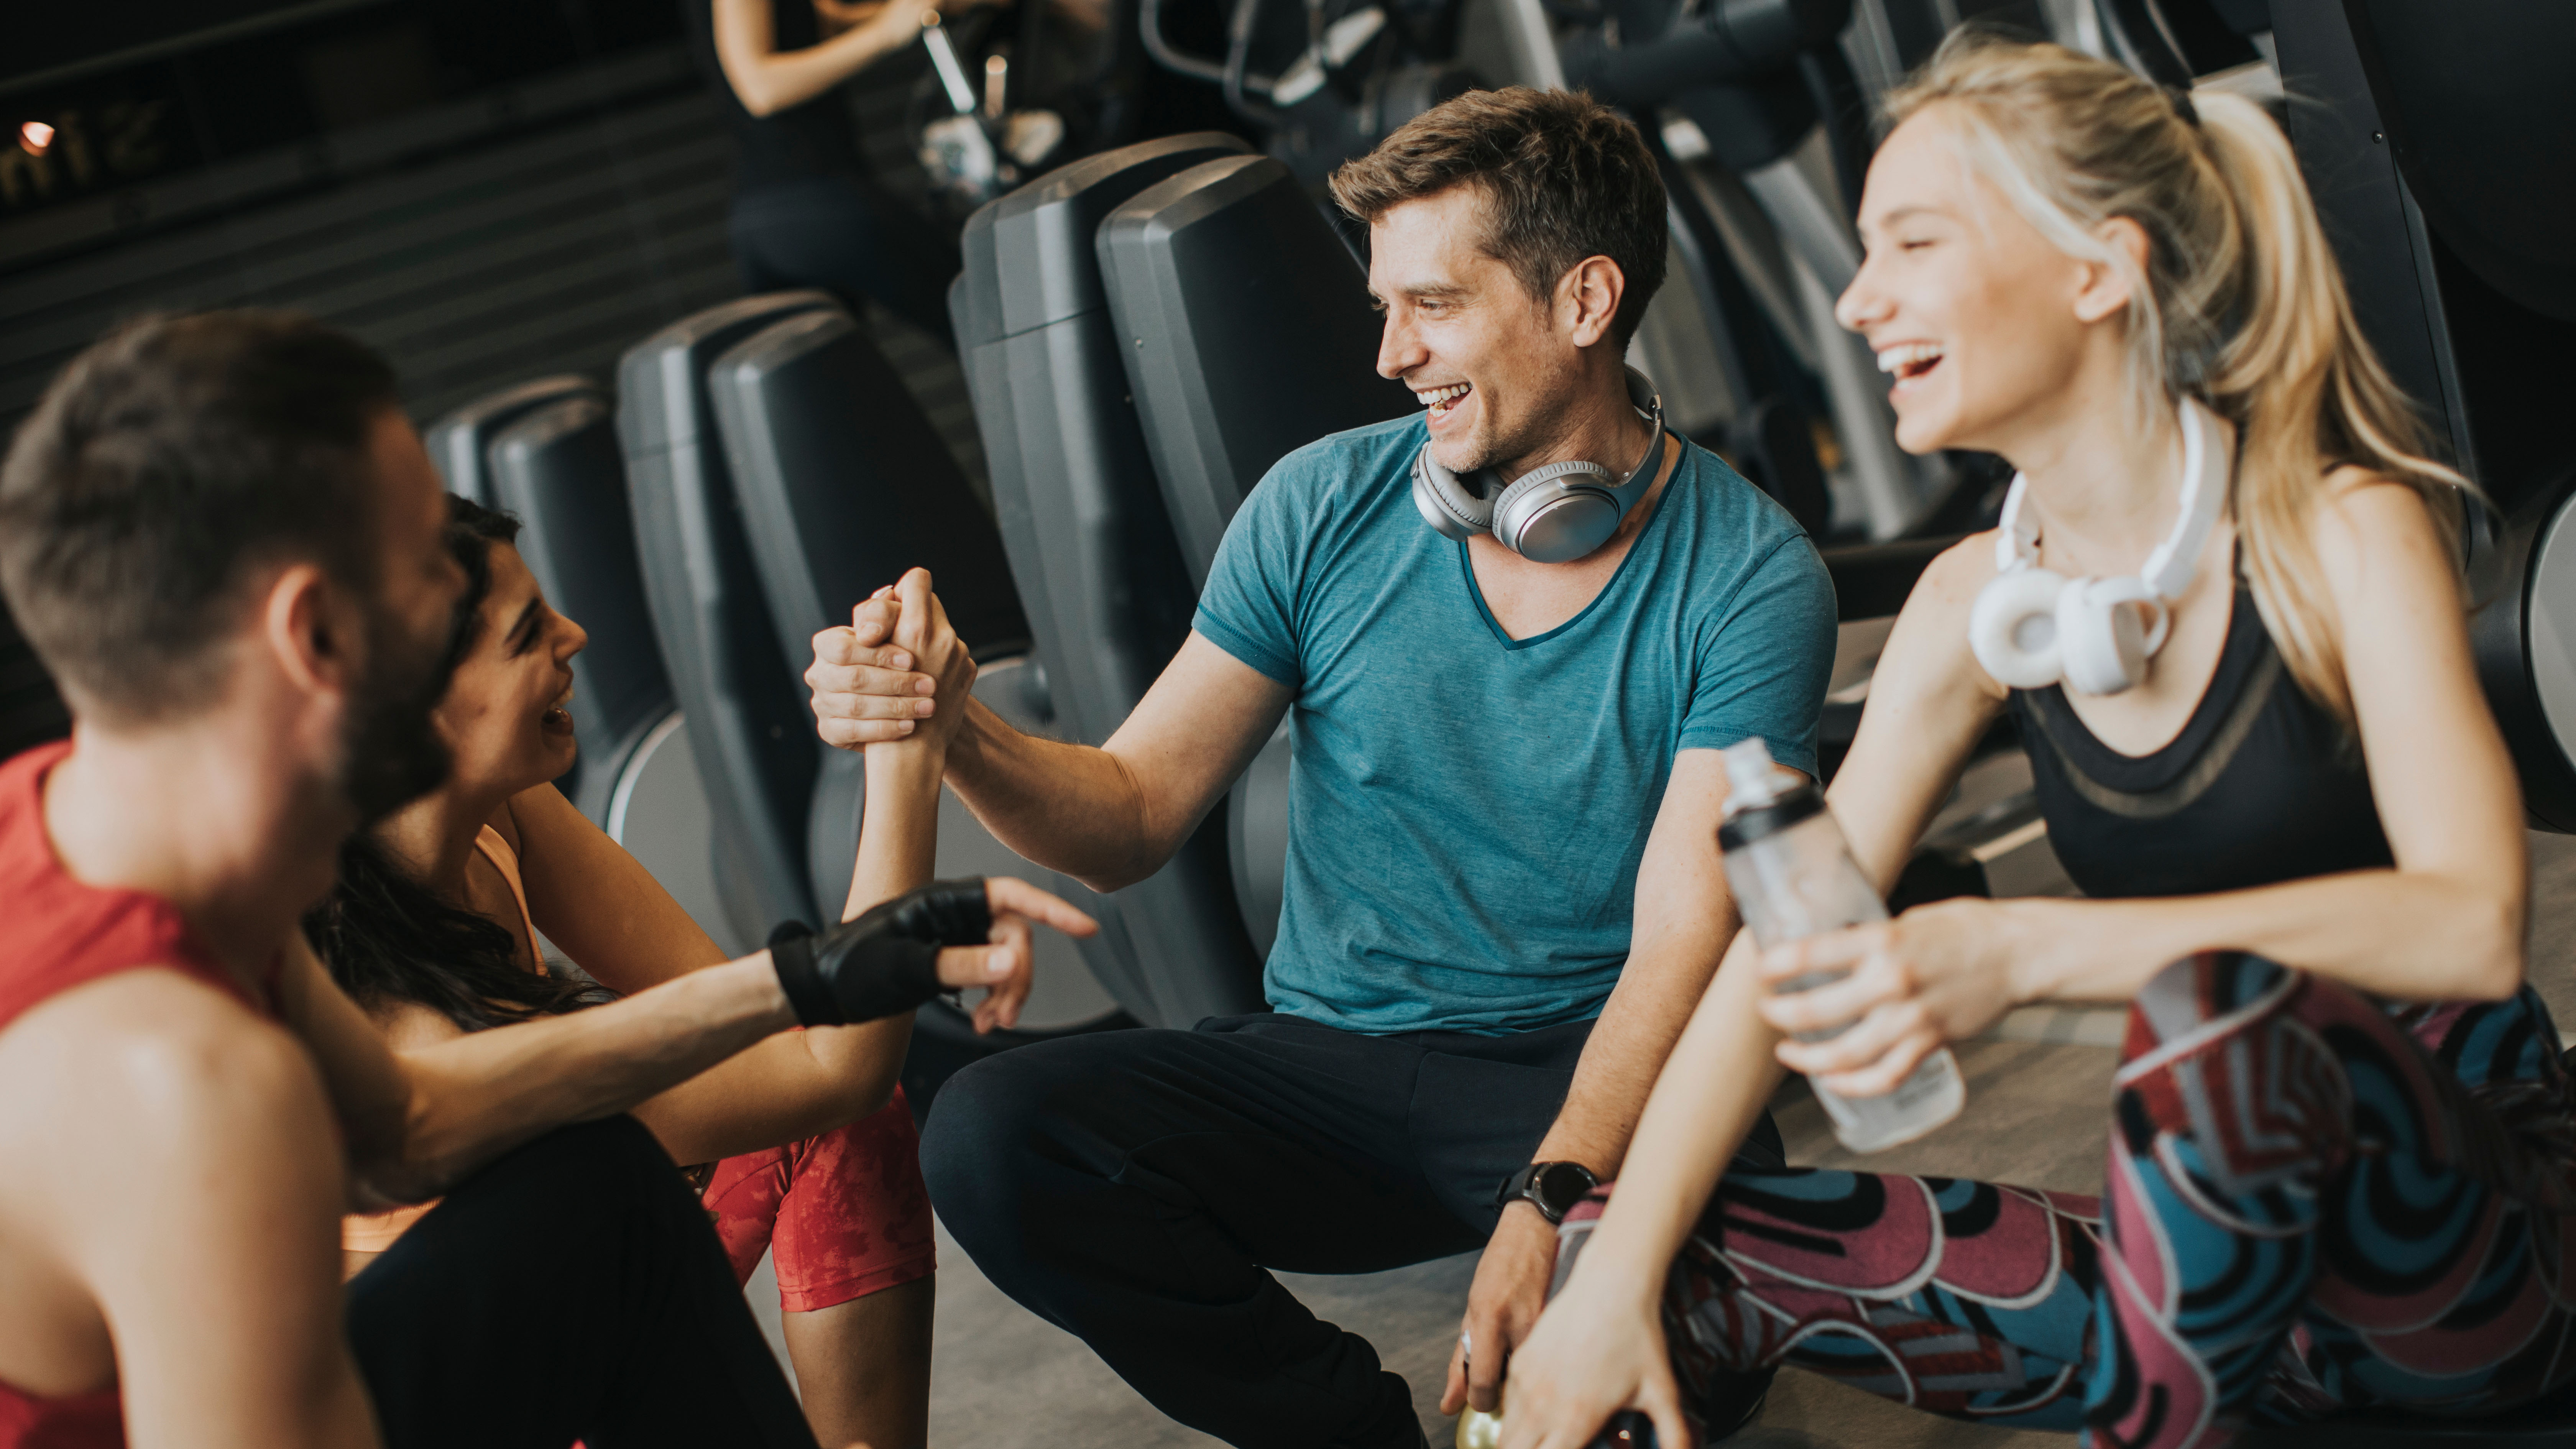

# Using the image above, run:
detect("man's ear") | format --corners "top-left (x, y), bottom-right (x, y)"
top-left (2071, 217), bottom-right (2149, 325)
top-left (261, 563), bottom-right (355, 702)
top-left (1559, 255), bottom-right (1628, 348)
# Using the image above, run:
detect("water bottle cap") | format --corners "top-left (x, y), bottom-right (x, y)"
top-left (1721, 738), bottom-right (1789, 814)
top-left (1718, 737), bottom-right (1822, 851)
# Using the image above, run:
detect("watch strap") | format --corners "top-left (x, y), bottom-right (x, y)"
top-left (1497, 1160), bottom-right (1598, 1226)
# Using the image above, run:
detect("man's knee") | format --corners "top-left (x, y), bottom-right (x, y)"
top-left (918, 1042), bottom-right (1088, 1234)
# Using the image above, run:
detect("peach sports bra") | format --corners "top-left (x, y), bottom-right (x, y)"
top-left (341, 825), bottom-right (540, 1254)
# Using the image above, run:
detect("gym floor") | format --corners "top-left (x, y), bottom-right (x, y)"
top-left (746, 827), bottom-right (2576, 1448)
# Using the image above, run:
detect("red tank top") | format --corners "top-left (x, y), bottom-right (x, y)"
top-left (0, 739), bottom-right (263, 1449)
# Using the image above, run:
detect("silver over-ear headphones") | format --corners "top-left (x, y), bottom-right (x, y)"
top-left (1410, 368), bottom-right (1667, 565)
top-left (1968, 396), bottom-right (2227, 697)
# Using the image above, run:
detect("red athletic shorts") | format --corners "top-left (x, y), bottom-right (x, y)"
top-left (701, 1086), bottom-right (936, 1312)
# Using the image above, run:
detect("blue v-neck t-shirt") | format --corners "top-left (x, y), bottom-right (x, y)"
top-left (1192, 413), bottom-right (1837, 1035)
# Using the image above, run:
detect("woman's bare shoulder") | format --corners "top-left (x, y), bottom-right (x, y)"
top-left (492, 780), bottom-right (598, 864)
top-left (2305, 467), bottom-right (2459, 592)
top-left (1904, 531), bottom-right (2008, 618)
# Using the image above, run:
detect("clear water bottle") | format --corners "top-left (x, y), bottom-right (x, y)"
top-left (1717, 738), bottom-right (1964, 1152)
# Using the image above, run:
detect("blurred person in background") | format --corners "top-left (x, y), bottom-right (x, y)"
top-left (690, 0), bottom-right (981, 342)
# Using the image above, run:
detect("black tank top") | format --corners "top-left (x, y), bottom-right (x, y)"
top-left (685, 0), bottom-right (870, 193)
top-left (2009, 570), bottom-right (2392, 899)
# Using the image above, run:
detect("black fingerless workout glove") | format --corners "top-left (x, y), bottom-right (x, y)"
top-left (768, 877), bottom-right (993, 1028)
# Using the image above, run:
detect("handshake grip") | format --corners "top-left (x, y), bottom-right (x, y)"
top-left (768, 878), bottom-right (994, 1028)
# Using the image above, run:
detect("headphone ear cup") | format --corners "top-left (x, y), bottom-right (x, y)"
top-left (2056, 580), bottom-right (2149, 696)
top-left (1968, 568), bottom-right (2071, 689)
top-left (1411, 445), bottom-right (1490, 542)
top-left (1490, 462), bottom-right (1618, 562)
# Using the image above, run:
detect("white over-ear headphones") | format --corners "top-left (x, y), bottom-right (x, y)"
top-left (1968, 396), bottom-right (2226, 697)
top-left (1410, 368), bottom-right (1666, 565)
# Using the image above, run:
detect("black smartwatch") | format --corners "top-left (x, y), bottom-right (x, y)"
top-left (1497, 1160), bottom-right (1599, 1226)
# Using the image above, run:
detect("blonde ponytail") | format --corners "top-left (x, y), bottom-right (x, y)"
top-left (1885, 34), bottom-right (2467, 728)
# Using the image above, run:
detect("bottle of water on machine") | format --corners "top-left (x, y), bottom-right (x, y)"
top-left (1717, 737), bottom-right (1964, 1152)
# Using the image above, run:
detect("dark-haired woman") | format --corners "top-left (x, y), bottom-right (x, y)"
top-left (308, 498), bottom-right (1059, 1449)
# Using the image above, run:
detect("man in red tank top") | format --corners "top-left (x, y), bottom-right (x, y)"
top-left (0, 313), bottom-right (1050, 1449)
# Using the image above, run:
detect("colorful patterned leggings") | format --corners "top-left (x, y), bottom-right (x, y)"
top-left (1559, 953), bottom-right (2576, 1447)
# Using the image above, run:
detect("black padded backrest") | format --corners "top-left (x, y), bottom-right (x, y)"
top-left (2344, 0), bottom-right (2576, 327)
top-left (488, 391), bottom-right (674, 827)
top-left (709, 306), bottom-right (1032, 917)
top-left (1099, 153), bottom-right (1414, 588)
top-left (616, 290), bottom-right (838, 948)
top-left (952, 132), bottom-right (1266, 1027)
top-left (424, 376), bottom-right (595, 506)
top-left (2270, 0), bottom-right (2576, 831)
top-left (712, 309), bottom-right (1031, 659)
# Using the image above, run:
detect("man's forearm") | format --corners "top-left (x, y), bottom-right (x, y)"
top-left (380, 957), bottom-right (796, 1199)
top-left (944, 696), bottom-right (1170, 891)
top-left (1529, 916), bottom-right (1738, 1179)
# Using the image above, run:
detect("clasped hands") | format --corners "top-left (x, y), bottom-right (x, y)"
top-left (806, 566), bottom-right (972, 751)
top-left (800, 568), bottom-right (1092, 1033)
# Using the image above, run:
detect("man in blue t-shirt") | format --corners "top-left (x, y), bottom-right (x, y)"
top-left (807, 89), bottom-right (1835, 1447)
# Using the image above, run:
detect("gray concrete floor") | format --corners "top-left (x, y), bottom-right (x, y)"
top-left (742, 830), bottom-right (2576, 1447)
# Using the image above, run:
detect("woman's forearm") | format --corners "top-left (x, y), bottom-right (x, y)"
top-left (385, 955), bottom-right (795, 1198)
top-left (2003, 865), bottom-right (2523, 1007)
top-left (667, 736), bottom-right (953, 1139)
top-left (1564, 934), bottom-right (1789, 1298)
top-left (630, 1022), bottom-right (901, 1164)
top-left (846, 743), bottom-right (944, 920)
top-left (715, 0), bottom-right (920, 117)
top-left (621, 739), bottom-right (951, 1165)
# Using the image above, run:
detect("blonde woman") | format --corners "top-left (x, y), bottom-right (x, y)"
top-left (1501, 34), bottom-right (2569, 1449)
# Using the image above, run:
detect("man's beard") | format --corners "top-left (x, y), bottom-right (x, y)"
top-left (335, 604), bottom-right (457, 826)
top-left (1443, 393), bottom-right (1539, 481)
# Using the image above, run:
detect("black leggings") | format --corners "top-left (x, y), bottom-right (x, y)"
top-left (346, 1116), bottom-right (817, 1449)
top-left (730, 176), bottom-right (962, 344)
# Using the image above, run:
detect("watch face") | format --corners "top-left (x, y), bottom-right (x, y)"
top-left (1534, 1162), bottom-right (1594, 1217)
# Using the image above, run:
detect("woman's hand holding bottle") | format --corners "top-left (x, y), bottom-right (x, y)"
top-left (1755, 895), bottom-right (2024, 1099)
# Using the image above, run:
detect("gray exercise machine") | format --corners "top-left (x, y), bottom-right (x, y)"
top-left (616, 291), bottom-right (842, 952)
top-left (951, 131), bottom-right (1270, 1027)
top-left (705, 300), bottom-right (1130, 1036)
top-left (1096, 150), bottom-right (1415, 951)
top-left (422, 375), bottom-right (597, 510)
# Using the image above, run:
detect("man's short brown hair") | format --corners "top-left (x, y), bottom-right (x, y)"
top-left (1329, 87), bottom-right (1668, 347)
top-left (0, 311), bottom-right (399, 725)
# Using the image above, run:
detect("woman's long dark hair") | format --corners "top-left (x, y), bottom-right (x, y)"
top-left (303, 495), bottom-right (610, 1032)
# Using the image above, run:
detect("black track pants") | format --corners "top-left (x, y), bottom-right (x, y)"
top-left (921, 1012), bottom-right (1784, 1449)
top-left (346, 1116), bottom-right (817, 1449)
